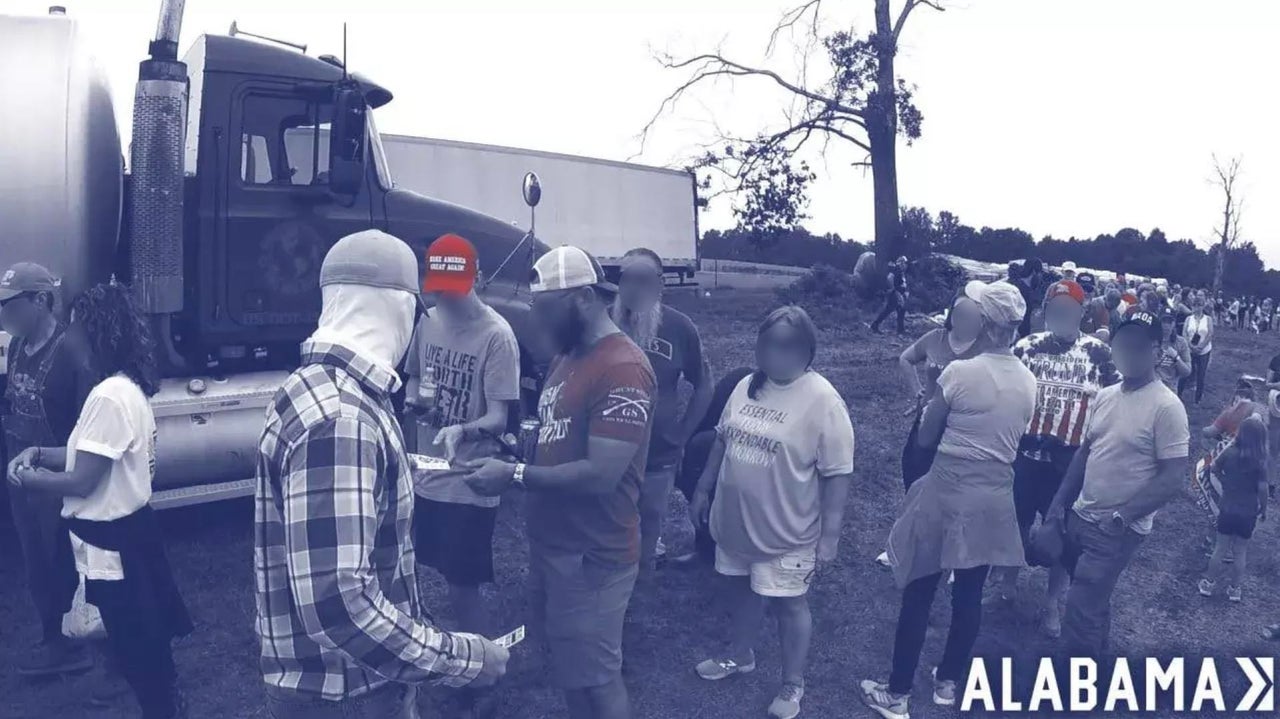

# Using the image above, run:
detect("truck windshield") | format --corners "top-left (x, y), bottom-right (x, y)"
top-left (368, 111), bottom-right (393, 189)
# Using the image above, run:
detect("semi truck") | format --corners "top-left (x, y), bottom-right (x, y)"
top-left (0, 2), bottom-right (549, 509)
top-left (378, 134), bottom-right (700, 282)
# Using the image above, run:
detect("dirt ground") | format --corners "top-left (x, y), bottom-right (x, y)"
top-left (2, 286), bottom-right (1278, 719)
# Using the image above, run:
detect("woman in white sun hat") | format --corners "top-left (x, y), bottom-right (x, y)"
top-left (860, 280), bottom-right (1037, 719)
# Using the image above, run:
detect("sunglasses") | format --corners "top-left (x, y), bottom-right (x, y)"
top-left (0, 292), bottom-right (35, 309)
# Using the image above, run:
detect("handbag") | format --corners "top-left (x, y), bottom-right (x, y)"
top-left (62, 575), bottom-right (106, 640)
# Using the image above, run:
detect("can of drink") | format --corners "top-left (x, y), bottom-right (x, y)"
top-left (518, 418), bottom-right (540, 462)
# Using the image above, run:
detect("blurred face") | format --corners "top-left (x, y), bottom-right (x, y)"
top-left (0, 292), bottom-right (48, 338)
top-left (532, 287), bottom-right (589, 354)
top-left (1044, 296), bottom-right (1084, 339)
top-left (431, 289), bottom-right (473, 321)
top-left (1111, 328), bottom-right (1159, 379)
top-left (755, 322), bottom-right (811, 384)
top-left (948, 298), bottom-right (983, 345)
top-left (617, 257), bottom-right (663, 313)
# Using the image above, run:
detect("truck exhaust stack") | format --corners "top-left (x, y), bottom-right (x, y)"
top-left (128, 0), bottom-right (188, 313)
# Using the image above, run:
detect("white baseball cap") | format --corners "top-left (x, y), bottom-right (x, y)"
top-left (964, 279), bottom-right (1027, 327)
top-left (1061, 261), bottom-right (1078, 272)
top-left (530, 246), bottom-right (618, 294)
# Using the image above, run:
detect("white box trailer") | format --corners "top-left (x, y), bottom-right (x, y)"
top-left (380, 134), bottom-right (700, 280)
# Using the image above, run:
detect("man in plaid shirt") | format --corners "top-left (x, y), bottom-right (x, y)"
top-left (255, 230), bottom-right (508, 718)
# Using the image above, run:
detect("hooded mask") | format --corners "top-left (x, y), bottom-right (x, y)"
top-left (311, 283), bottom-right (415, 386)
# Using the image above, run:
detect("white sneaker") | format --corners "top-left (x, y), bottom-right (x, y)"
top-left (931, 667), bottom-right (956, 706)
top-left (859, 680), bottom-right (910, 719)
top-left (875, 551), bottom-right (891, 568)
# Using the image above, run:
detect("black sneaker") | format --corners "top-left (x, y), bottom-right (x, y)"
top-left (17, 640), bottom-right (93, 678)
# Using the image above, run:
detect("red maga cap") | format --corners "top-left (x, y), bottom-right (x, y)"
top-left (422, 233), bottom-right (478, 295)
top-left (1045, 279), bottom-right (1085, 306)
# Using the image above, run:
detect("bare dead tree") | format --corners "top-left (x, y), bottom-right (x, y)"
top-left (640, 0), bottom-right (944, 255)
top-left (1210, 155), bottom-right (1243, 294)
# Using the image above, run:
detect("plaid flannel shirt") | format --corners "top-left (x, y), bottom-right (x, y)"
top-left (254, 340), bottom-right (485, 700)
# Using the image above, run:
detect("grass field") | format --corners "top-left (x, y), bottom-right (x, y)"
top-left (2, 287), bottom-right (1279, 719)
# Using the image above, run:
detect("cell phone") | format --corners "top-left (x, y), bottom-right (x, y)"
top-left (493, 625), bottom-right (525, 649)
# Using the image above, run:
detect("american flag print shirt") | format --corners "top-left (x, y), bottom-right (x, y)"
top-left (254, 341), bottom-right (485, 700)
top-left (1012, 332), bottom-right (1120, 460)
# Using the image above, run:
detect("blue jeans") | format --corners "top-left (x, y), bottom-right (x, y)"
top-left (1060, 511), bottom-right (1144, 656)
top-left (264, 684), bottom-right (415, 719)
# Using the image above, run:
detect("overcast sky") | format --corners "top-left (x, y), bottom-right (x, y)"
top-left (13, 0), bottom-right (1279, 266)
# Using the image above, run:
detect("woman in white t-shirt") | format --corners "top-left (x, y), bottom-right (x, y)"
top-left (688, 305), bottom-right (855, 719)
top-left (6, 283), bottom-right (190, 719)
top-left (861, 281), bottom-right (1037, 718)
top-left (1184, 295), bottom-right (1215, 406)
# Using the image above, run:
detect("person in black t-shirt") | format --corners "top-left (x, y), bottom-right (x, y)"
top-left (0, 262), bottom-right (95, 678)
top-left (1015, 258), bottom-right (1044, 339)
top-left (609, 247), bottom-right (714, 572)
top-left (871, 256), bottom-right (910, 336)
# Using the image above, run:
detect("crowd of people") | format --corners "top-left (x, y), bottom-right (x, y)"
top-left (2, 240), bottom-right (1278, 719)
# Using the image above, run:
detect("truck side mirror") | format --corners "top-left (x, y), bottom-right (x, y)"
top-left (522, 172), bottom-right (541, 208)
top-left (329, 84), bottom-right (367, 195)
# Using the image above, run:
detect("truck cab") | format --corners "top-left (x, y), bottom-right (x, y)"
top-left (178, 35), bottom-right (546, 378)
top-left (142, 35), bottom-right (549, 507)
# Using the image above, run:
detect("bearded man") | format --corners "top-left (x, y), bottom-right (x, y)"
top-left (610, 248), bottom-right (713, 571)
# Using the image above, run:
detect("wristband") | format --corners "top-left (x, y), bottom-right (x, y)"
top-left (512, 463), bottom-right (527, 489)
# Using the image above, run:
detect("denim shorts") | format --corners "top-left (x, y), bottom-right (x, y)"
top-left (527, 548), bottom-right (639, 690)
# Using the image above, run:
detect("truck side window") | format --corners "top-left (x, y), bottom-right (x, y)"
top-left (241, 135), bottom-right (273, 184)
top-left (239, 93), bottom-right (332, 187)
top-left (283, 119), bottom-right (331, 186)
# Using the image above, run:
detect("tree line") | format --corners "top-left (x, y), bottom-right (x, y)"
top-left (701, 207), bottom-right (1280, 299)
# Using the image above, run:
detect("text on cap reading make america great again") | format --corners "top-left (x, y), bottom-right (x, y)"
top-left (429, 256), bottom-right (469, 272)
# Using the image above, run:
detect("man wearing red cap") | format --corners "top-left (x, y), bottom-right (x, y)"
top-left (401, 235), bottom-right (520, 667)
top-left (990, 279), bottom-right (1119, 637)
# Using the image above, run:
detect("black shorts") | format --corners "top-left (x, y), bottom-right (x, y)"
top-left (1217, 511), bottom-right (1257, 540)
top-left (413, 497), bottom-right (498, 587)
top-left (1013, 449), bottom-right (1076, 539)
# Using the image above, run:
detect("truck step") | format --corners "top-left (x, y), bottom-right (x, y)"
top-left (151, 478), bottom-right (254, 510)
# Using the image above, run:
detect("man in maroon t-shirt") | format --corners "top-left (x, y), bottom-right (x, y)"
top-left (464, 246), bottom-right (655, 719)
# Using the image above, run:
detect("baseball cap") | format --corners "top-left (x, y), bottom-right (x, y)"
top-left (964, 280), bottom-right (1026, 327)
top-left (530, 246), bottom-right (617, 295)
top-left (1044, 280), bottom-right (1085, 306)
top-left (0, 262), bottom-right (60, 301)
top-left (1114, 308), bottom-right (1162, 343)
top-left (421, 233), bottom-right (478, 295)
top-left (1076, 272), bottom-right (1097, 291)
top-left (320, 229), bottom-right (421, 298)
top-left (1061, 261), bottom-right (1077, 273)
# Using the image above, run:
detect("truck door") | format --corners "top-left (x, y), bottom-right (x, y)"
top-left (219, 84), bottom-right (384, 340)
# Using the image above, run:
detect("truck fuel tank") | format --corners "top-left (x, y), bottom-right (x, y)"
top-left (149, 370), bottom-right (288, 509)
top-left (0, 11), bottom-right (121, 301)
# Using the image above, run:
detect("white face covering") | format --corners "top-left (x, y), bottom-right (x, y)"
top-left (311, 283), bottom-right (416, 383)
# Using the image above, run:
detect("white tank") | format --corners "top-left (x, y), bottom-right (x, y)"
top-left (0, 11), bottom-right (122, 303)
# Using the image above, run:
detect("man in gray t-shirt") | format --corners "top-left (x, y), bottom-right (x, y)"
top-left (402, 234), bottom-right (520, 650)
top-left (1038, 310), bottom-right (1190, 655)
